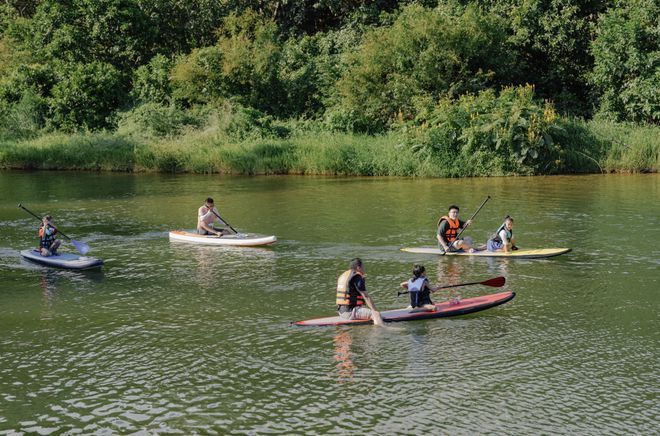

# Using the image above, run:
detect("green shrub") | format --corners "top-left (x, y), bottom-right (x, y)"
top-left (131, 54), bottom-right (174, 105)
top-left (405, 85), bottom-right (567, 175)
top-left (49, 61), bottom-right (126, 131)
top-left (590, 0), bottom-right (660, 124)
top-left (117, 103), bottom-right (208, 138)
top-left (0, 89), bottom-right (47, 141)
top-left (332, 3), bottom-right (512, 132)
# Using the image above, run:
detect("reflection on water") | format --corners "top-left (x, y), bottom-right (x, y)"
top-left (0, 172), bottom-right (658, 434)
top-left (333, 329), bottom-right (355, 383)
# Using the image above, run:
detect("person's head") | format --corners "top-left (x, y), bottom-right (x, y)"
top-left (448, 205), bottom-right (460, 219)
top-left (412, 264), bottom-right (426, 279)
top-left (205, 197), bottom-right (214, 208)
top-left (42, 214), bottom-right (52, 224)
top-left (503, 215), bottom-right (514, 230)
top-left (349, 257), bottom-right (363, 273)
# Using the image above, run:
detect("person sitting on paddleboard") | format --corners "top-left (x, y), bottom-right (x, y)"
top-left (38, 215), bottom-right (61, 257)
top-left (197, 197), bottom-right (226, 236)
top-left (400, 264), bottom-right (437, 312)
top-left (337, 258), bottom-right (384, 326)
top-left (487, 216), bottom-right (517, 252)
top-left (437, 205), bottom-right (474, 253)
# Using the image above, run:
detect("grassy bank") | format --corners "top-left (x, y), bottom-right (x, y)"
top-left (0, 119), bottom-right (657, 176)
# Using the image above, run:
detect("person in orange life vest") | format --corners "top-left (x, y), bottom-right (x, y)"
top-left (400, 264), bottom-right (437, 312)
top-left (336, 258), bottom-right (384, 326)
top-left (197, 197), bottom-right (228, 236)
top-left (487, 216), bottom-right (517, 252)
top-left (38, 215), bottom-right (61, 257)
top-left (436, 205), bottom-right (474, 253)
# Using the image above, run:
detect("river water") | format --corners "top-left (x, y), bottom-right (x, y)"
top-left (0, 171), bottom-right (658, 434)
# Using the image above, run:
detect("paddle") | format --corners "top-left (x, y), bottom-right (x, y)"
top-left (209, 209), bottom-right (240, 235)
top-left (18, 203), bottom-right (90, 255)
top-left (397, 276), bottom-right (505, 296)
top-left (441, 195), bottom-right (491, 255)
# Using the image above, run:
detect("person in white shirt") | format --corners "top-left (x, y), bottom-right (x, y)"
top-left (400, 264), bottom-right (437, 312)
top-left (197, 197), bottom-right (225, 236)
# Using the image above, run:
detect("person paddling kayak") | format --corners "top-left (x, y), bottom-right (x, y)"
top-left (437, 205), bottom-right (474, 253)
top-left (38, 215), bottom-right (61, 257)
top-left (336, 258), bottom-right (384, 326)
top-left (487, 216), bottom-right (517, 252)
top-left (197, 197), bottom-right (228, 236)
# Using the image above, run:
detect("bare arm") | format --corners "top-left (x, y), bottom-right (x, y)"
top-left (359, 289), bottom-right (384, 326)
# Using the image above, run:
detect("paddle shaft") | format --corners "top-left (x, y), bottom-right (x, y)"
top-left (398, 276), bottom-right (505, 296)
top-left (210, 209), bottom-right (238, 234)
top-left (442, 195), bottom-right (491, 254)
top-left (18, 203), bottom-right (72, 240)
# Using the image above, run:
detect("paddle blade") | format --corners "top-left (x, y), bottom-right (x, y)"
top-left (483, 276), bottom-right (505, 287)
top-left (72, 240), bottom-right (90, 255)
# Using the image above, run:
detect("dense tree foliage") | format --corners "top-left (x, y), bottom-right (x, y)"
top-left (590, 0), bottom-right (659, 124)
top-left (0, 0), bottom-right (657, 142)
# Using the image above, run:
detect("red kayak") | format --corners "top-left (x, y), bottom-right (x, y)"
top-left (294, 291), bottom-right (515, 326)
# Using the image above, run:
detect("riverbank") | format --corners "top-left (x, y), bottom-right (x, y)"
top-left (0, 119), bottom-right (657, 176)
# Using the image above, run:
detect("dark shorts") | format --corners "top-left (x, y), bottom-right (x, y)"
top-left (409, 290), bottom-right (433, 308)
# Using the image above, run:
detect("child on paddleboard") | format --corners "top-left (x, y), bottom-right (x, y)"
top-left (400, 264), bottom-right (437, 312)
top-left (38, 215), bottom-right (61, 257)
top-left (487, 216), bottom-right (517, 252)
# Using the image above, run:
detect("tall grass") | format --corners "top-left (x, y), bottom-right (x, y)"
top-left (0, 119), bottom-right (657, 175)
top-left (587, 120), bottom-right (659, 173)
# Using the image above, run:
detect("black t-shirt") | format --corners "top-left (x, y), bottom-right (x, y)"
top-left (338, 274), bottom-right (366, 312)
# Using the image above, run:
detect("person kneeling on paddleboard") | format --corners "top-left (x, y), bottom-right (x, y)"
top-left (197, 197), bottom-right (227, 236)
top-left (336, 258), bottom-right (384, 326)
top-left (487, 216), bottom-right (518, 252)
top-left (38, 215), bottom-right (61, 257)
top-left (437, 205), bottom-right (474, 253)
top-left (400, 264), bottom-right (437, 312)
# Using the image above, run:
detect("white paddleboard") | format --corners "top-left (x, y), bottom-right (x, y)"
top-left (169, 230), bottom-right (276, 247)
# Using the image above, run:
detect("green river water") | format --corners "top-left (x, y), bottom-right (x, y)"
top-left (0, 171), bottom-right (658, 434)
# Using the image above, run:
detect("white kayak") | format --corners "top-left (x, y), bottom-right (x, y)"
top-left (169, 230), bottom-right (277, 247)
top-left (401, 247), bottom-right (571, 259)
top-left (20, 249), bottom-right (104, 270)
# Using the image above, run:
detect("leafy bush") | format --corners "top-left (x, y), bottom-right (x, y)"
top-left (49, 61), bottom-right (126, 131)
top-left (591, 0), bottom-right (659, 124)
top-left (131, 54), bottom-right (174, 105)
top-left (117, 103), bottom-right (208, 138)
top-left (405, 85), bottom-right (566, 175)
top-left (223, 106), bottom-right (290, 140)
top-left (0, 89), bottom-right (47, 140)
top-left (332, 3), bottom-right (512, 132)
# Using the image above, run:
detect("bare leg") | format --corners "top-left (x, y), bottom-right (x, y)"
top-left (198, 222), bottom-right (222, 236)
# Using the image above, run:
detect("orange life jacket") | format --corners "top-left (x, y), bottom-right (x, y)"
top-left (437, 215), bottom-right (460, 243)
top-left (336, 269), bottom-right (365, 307)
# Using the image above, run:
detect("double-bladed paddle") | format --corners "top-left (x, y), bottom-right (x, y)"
top-left (18, 203), bottom-right (90, 255)
top-left (397, 276), bottom-right (505, 296)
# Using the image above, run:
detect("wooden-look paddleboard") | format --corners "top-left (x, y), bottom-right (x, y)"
top-left (401, 247), bottom-right (571, 259)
